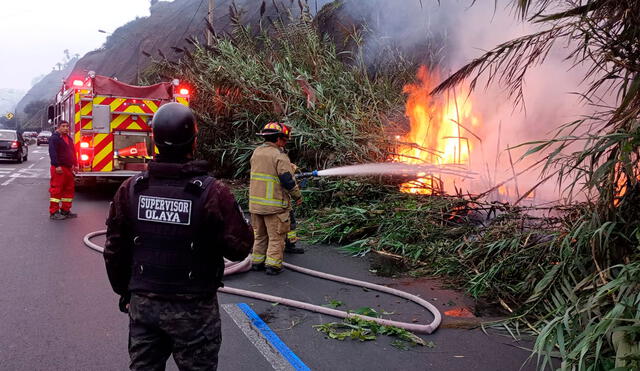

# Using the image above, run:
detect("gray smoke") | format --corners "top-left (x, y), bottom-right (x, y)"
top-left (338, 0), bottom-right (592, 203)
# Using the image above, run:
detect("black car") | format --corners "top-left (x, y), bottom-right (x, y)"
top-left (0, 129), bottom-right (28, 163)
top-left (37, 131), bottom-right (52, 146)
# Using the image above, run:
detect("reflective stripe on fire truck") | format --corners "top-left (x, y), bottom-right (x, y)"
top-left (91, 134), bottom-right (114, 172)
top-left (110, 98), bottom-right (154, 131)
top-left (114, 155), bottom-right (153, 159)
top-left (80, 97), bottom-right (161, 132)
top-left (176, 96), bottom-right (189, 106)
top-left (74, 92), bottom-right (82, 144)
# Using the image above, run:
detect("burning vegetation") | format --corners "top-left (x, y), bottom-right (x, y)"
top-left (394, 66), bottom-right (478, 195)
top-left (149, 1), bottom-right (640, 369)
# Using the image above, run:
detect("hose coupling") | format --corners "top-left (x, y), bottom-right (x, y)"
top-left (295, 170), bottom-right (319, 179)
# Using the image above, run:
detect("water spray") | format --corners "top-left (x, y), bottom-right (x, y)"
top-left (294, 163), bottom-right (477, 179)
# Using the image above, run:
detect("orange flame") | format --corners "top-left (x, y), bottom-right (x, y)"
top-left (394, 66), bottom-right (480, 194)
top-left (613, 164), bottom-right (636, 207)
top-left (498, 185), bottom-right (508, 196)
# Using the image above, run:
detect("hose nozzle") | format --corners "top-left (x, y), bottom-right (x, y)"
top-left (295, 170), bottom-right (319, 179)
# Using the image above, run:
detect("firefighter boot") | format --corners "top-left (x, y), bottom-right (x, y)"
top-left (50, 211), bottom-right (66, 220)
top-left (265, 266), bottom-right (283, 275)
top-left (61, 211), bottom-right (78, 219)
top-left (284, 239), bottom-right (304, 254)
top-left (251, 263), bottom-right (265, 271)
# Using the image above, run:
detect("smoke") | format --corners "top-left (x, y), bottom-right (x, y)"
top-left (339, 0), bottom-right (593, 203)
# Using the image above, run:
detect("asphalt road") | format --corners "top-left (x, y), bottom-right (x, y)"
top-left (0, 144), bottom-right (537, 371)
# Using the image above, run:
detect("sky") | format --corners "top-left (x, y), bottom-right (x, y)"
top-left (0, 0), bottom-right (152, 91)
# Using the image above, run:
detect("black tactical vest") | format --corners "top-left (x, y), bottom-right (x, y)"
top-left (127, 170), bottom-right (223, 295)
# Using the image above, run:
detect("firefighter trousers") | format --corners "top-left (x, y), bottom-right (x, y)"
top-left (286, 210), bottom-right (298, 243)
top-left (49, 166), bottom-right (74, 215)
top-left (251, 212), bottom-right (290, 268)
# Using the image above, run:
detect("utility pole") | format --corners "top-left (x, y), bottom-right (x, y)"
top-left (207, 0), bottom-right (214, 46)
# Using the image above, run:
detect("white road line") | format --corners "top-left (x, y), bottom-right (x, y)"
top-left (221, 304), bottom-right (295, 371)
top-left (1, 177), bottom-right (16, 186)
top-left (11, 168), bottom-right (42, 178)
top-left (39, 157), bottom-right (44, 160)
top-left (27, 163), bottom-right (35, 169)
top-left (0, 169), bottom-right (15, 178)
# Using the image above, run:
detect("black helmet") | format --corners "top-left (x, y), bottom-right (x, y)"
top-left (152, 102), bottom-right (197, 157)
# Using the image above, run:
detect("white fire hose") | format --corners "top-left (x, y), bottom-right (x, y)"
top-left (83, 230), bottom-right (441, 334)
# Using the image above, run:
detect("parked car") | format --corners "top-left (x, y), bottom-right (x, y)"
top-left (0, 129), bottom-right (28, 163)
top-left (22, 131), bottom-right (37, 144)
top-left (37, 131), bottom-right (52, 146)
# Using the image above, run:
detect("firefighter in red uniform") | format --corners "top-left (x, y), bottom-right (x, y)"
top-left (48, 120), bottom-right (77, 220)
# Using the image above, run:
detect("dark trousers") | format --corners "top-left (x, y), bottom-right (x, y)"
top-left (128, 293), bottom-right (222, 371)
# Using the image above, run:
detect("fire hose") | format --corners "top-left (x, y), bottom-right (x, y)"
top-left (83, 230), bottom-right (441, 334)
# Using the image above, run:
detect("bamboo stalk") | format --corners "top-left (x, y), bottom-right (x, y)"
top-left (507, 144), bottom-right (521, 200)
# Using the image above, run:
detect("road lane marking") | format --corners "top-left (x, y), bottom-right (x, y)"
top-left (27, 163), bottom-right (35, 169)
top-left (222, 303), bottom-right (310, 371)
top-left (0, 167), bottom-right (47, 182)
top-left (0, 168), bottom-right (16, 177)
top-left (10, 168), bottom-right (43, 178)
top-left (1, 177), bottom-right (16, 186)
top-left (39, 157), bottom-right (44, 160)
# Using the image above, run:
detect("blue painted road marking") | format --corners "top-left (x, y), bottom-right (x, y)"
top-left (237, 303), bottom-right (311, 371)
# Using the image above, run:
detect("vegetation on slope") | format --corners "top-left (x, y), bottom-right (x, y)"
top-left (147, 1), bottom-right (639, 369)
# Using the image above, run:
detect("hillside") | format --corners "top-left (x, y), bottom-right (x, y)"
top-left (14, 0), bottom-right (322, 130)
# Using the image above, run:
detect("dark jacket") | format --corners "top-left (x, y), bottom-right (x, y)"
top-left (48, 131), bottom-right (76, 168)
top-left (103, 160), bottom-right (253, 297)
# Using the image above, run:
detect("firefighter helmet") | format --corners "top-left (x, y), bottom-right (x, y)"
top-left (257, 122), bottom-right (291, 138)
top-left (152, 102), bottom-right (197, 155)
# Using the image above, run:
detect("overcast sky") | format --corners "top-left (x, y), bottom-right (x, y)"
top-left (0, 0), bottom-right (152, 91)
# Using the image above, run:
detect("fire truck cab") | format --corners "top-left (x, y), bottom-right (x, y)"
top-left (47, 72), bottom-right (190, 178)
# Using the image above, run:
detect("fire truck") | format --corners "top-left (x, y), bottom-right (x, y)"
top-left (47, 72), bottom-right (190, 178)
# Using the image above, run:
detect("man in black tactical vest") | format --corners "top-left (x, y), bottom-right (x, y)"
top-left (103, 102), bottom-right (254, 370)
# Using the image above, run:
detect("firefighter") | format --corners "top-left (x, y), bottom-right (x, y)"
top-left (103, 102), bottom-right (253, 370)
top-left (48, 120), bottom-right (77, 220)
top-left (285, 209), bottom-right (304, 253)
top-left (249, 122), bottom-right (302, 275)
top-left (284, 161), bottom-right (304, 254)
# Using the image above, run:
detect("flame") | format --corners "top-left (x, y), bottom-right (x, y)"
top-left (498, 185), bottom-right (508, 196)
top-left (613, 163), bottom-right (637, 207)
top-left (394, 66), bottom-right (480, 194)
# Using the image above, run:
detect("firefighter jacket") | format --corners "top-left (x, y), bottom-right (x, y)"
top-left (48, 131), bottom-right (77, 168)
top-left (104, 160), bottom-right (254, 297)
top-left (249, 142), bottom-right (301, 215)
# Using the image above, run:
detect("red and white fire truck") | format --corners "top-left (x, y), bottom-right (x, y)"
top-left (48, 72), bottom-right (190, 178)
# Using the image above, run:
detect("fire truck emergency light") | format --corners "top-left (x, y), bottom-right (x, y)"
top-left (72, 80), bottom-right (84, 87)
top-left (80, 154), bottom-right (90, 162)
top-left (80, 142), bottom-right (90, 148)
top-left (179, 88), bottom-right (189, 95)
